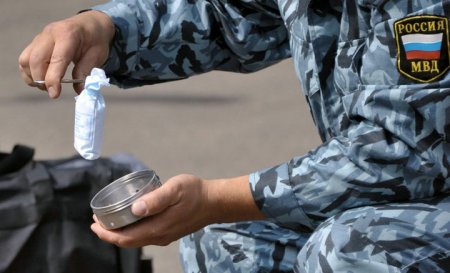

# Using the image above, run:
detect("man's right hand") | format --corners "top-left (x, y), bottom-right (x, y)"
top-left (91, 174), bottom-right (267, 248)
top-left (18, 10), bottom-right (115, 98)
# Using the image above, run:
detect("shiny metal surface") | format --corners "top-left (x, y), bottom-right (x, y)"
top-left (91, 169), bottom-right (161, 229)
top-left (34, 79), bottom-right (85, 84)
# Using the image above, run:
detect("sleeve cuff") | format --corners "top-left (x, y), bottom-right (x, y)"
top-left (91, 2), bottom-right (140, 79)
top-left (249, 164), bottom-right (313, 231)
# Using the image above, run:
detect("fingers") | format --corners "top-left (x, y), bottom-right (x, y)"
top-left (18, 43), bottom-right (39, 88)
top-left (91, 215), bottom-right (138, 248)
top-left (28, 36), bottom-right (54, 86)
top-left (18, 44), bottom-right (31, 80)
top-left (91, 214), bottom-right (167, 247)
top-left (19, 11), bottom-right (115, 97)
top-left (44, 31), bottom-right (79, 98)
top-left (18, 20), bottom-right (84, 98)
top-left (18, 23), bottom-right (77, 98)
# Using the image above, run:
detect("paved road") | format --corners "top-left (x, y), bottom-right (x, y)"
top-left (0, 1), bottom-right (321, 272)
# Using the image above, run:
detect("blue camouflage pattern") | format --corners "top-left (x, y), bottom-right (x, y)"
top-left (181, 195), bottom-right (450, 273)
top-left (93, 0), bottom-right (290, 88)
top-left (92, 0), bottom-right (450, 272)
top-left (295, 195), bottom-right (450, 273)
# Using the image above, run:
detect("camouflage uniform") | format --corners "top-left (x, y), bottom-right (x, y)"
top-left (93, 0), bottom-right (450, 272)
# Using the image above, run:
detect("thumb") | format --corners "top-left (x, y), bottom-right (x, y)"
top-left (131, 184), bottom-right (178, 217)
top-left (131, 199), bottom-right (148, 217)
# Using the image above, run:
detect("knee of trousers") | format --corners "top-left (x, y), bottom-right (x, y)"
top-left (295, 210), bottom-right (403, 273)
top-left (294, 198), bottom-right (450, 273)
top-left (180, 222), bottom-right (308, 273)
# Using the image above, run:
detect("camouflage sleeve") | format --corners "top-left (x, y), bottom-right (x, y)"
top-left (91, 0), bottom-right (290, 88)
top-left (250, 85), bottom-right (450, 231)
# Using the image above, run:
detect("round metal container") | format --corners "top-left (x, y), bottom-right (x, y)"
top-left (91, 169), bottom-right (161, 229)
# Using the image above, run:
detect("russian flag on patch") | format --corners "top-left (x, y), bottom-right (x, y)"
top-left (394, 15), bottom-right (450, 82)
top-left (401, 33), bottom-right (443, 60)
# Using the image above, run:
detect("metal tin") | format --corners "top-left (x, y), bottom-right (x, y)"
top-left (90, 169), bottom-right (161, 229)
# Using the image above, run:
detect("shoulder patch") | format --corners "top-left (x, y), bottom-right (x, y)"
top-left (394, 15), bottom-right (450, 83)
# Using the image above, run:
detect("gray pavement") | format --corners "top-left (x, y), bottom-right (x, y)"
top-left (0, 1), bottom-right (321, 272)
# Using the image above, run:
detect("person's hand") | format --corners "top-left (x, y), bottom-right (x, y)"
top-left (18, 10), bottom-right (115, 98)
top-left (91, 174), bottom-right (211, 247)
top-left (91, 174), bottom-right (266, 248)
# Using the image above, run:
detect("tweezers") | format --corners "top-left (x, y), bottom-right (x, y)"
top-left (34, 79), bottom-right (85, 84)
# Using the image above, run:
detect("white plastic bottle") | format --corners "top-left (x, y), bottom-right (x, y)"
top-left (74, 68), bottom-right (110, 160)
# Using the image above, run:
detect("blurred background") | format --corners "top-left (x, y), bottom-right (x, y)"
top-left (0, 0), bottom-right (321, 272)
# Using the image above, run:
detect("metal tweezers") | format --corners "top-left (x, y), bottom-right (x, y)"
top-left (34, 79), bottom-right (85, 84)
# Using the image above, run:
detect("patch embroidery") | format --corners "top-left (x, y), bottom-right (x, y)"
top-left (394, 15), bottom-right (450, 83)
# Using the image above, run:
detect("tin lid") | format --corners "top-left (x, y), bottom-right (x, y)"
top-left (90, 169), bottom-right (160, 214)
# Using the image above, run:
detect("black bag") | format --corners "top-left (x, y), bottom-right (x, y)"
top-left (0, 145), bottom-right (152, 273)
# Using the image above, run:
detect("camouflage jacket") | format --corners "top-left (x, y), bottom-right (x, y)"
top-left (93, 0), bottom-right (450, 230)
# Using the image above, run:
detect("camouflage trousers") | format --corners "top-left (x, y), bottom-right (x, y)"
top-left (180, 194), bottom-right (450, 273)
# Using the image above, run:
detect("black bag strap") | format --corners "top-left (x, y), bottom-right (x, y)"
top-left (0, 144), bottom-right (34, 175)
